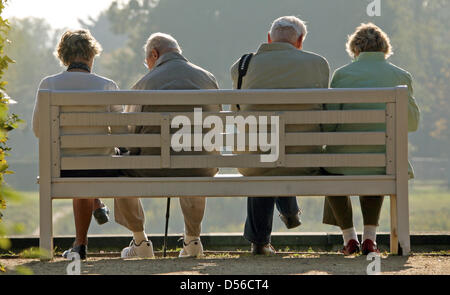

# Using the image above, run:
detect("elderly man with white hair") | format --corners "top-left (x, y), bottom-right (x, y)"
top-left (230, 16), bottom-right (330, 255)
top-left (115, 33), bottom-right (220, 259)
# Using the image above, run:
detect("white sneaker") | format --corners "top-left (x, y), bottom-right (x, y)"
top-left (121, 239), bottom-right (154, 259)
top-left (179, 237), bottom-right (204, 258)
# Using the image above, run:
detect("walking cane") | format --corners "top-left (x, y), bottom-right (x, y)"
top-left (163, 197), bottom-right (171, 258)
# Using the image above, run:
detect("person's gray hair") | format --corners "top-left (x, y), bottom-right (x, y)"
top-left (54, 29), bottom-right (102, 66)
top-left (144, 32), bottom-right (182, 57)
top-left (269, 16), bottom-right (308, 44)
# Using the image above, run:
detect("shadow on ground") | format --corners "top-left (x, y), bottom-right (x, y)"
top-left (4, 252), bottom-right (440, 275)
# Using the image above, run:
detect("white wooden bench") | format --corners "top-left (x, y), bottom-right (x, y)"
top-left (37, 86), bottom-right (410, 259)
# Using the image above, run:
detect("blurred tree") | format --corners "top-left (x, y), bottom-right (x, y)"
top-left (79, 11), bottom-right (128, 54)
top-left (100, 0), bottom-right (160, 88)
top-left (98, 0), bottom-right (367, 87)
top-left (386, 0), bottom-right (450, 158)
top-left (2, 17), bottom-right (61, 190)
top-left (5, 18), bottom-right (61, 126)
top-left (0, 0), bottom-right (22, 270)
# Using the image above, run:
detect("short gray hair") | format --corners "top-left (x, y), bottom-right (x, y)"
top-left (144, 32), bottom-right (182, 57)
top-left (269, 16), bottom-right (308, 44)
top-left (55, 29), bottom-right (102, 66)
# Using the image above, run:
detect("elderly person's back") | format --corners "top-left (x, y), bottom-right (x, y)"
top-left (117, 33), bottom-right (219, 259)
top-left (231, 17), bottom-right (329, 178)
top-left (230, 16), bottom-right (330, 255)
top-left (32, 29), bottom-right (122, 260)
top-left (125, 33), bottom-right (219, 176)
top-left (32, 33), bottom-right (121, 157)
top-left (132, 53), bottom-right (218, 92)
top-left (232, 43), bottom-right (328, 90)
top-left (322, 23), bottom-right (420, 256)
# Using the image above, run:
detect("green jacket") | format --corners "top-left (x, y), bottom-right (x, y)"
top-left (324, 52), bottom-right (420, 177)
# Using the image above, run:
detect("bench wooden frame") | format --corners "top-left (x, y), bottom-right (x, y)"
top-left (38, 86), bottom-right (410, 259)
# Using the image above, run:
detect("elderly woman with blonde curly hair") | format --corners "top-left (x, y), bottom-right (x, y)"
top-left (322, 23), bottom-right (420, 255)
top-left (32, 29), bottom-right (127, 259)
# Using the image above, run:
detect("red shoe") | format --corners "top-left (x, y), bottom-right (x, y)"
top-left (362, 239), bottom-right (380, 255)
top-left (341, 239), bottom-right (361, 256)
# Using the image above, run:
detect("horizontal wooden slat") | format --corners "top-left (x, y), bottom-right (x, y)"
top-left (60, 154), bottom-right (386, 170)
top-left (286, 154), bottom-right (386, 167)
top-left (284, 110), bottom-right (386, 124)
top-left (53, 175), bottom-right (395, 183)
top-left (51, 175), bottom-right (396, 198)
top-left (60, 113), bottom-right (161, 126)
top-left (61, 155), bottom-right (276, 170)
top-left (60, 134), bottom-right (161, 148)
top-left (60, 132), bottom-right (385, 149)
top-left (44, 87), bottom-right (403, 106)
top-left (170, 155), bottom-right (278, 168)
top-left (169, 110), bottom-right (386, 124)
top-left (61, 156), bottom-right (161, 170)
top-left (285, 132), bottom-right (386, 146)
top-left (59, 110), bottom-right (386, 127)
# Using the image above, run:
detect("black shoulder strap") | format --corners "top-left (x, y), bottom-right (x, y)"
top-left (236, 53), bottom-right (254, 110)
top-left (237, 53), bottom-right (254, 89)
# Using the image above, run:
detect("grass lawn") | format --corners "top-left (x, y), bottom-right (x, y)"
top-left (2, 180), bottom-right (449, 236)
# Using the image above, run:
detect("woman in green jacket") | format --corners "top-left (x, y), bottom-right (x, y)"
top-left (322, 23), bottom-right (420, 255)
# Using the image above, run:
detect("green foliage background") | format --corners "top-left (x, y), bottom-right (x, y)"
top-left (0, 0), bottom-right (22, 271)
top-left (0, 0), bottom-right (449, 239)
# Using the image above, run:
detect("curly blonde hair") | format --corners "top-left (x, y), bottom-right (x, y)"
top-left (55, 29), bottom-right (102, 66)
top-left (346, 23), bottom-right (392, 59)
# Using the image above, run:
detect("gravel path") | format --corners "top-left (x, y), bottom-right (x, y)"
top-left (1, 252), bottom-right (449, 275)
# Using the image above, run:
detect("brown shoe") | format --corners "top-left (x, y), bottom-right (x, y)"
top-left (279, 210), bottom-right (302, 229)
top-left (251, 243), bottom-right (276, 255)
top-left (341, 239), bottom-right (361, 256)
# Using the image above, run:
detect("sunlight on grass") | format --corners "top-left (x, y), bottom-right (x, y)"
top-left (2, 180), bottom-right (450, 237)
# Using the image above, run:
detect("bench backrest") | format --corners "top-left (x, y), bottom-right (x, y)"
top-left (38, 87), bottom-right (409, 179)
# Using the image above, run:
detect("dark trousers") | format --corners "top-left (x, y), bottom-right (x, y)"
top-left (244, 196), bottom-right (299, 245)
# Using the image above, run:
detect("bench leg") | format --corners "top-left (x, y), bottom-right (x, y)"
top-left (396, 190), bottom-right (411, 256)
top-left (39, 192), bottom-right (53, 260)
top-left (390, 195), bottom-right (399, 255)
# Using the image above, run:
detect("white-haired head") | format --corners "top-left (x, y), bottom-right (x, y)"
top-left (144, 32), bottom-right (182, 58)
top-left (269, 16), bottom-right (308, 45)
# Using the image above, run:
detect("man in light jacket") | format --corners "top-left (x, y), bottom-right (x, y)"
top-left (116, 33), bottom-right (220, 259)
top-left (230, 16), bottom-right (330, 255)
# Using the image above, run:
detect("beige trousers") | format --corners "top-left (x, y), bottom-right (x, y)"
top-left (114, 168), bottom-right (217, 236)
top-left (114, 196), bottom-right (206, 237)
top-left (114, 198), bottom-right (146, 232)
